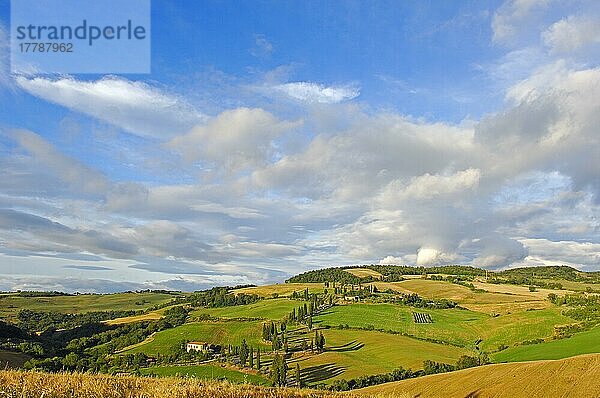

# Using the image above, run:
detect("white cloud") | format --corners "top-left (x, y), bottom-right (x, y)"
top-left (380, 168), bottom-right (481, 202)
top-left (10, 129), bottom-right (110, 196)
top-left (542, 15), bottom-right (600, 53)
top-left (1, 1), bottom-right (600, 294)
top-left (16, 76), bottom-right (205, 140)
top-left (250, 34), bottom-right (274, 58)
top-left (272, 82), bottom-right (360, 104)
top-left (379, 255), bottom-right (403, 265)
top-left (168, 107), bottom-right (301, 173)
top-left (517, 238), bottom-right (600, 269)
top-left (492, 0), bottom-right (551, 44)
top-left (416, 248), bottom-right (461, 266)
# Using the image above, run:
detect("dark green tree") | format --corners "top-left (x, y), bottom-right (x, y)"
top-left (240, 339), bottom-right (249, 366)
top-left (270, 353), bottom-right (287, 386)
top-left (295, 363), bottom-right (302, 387)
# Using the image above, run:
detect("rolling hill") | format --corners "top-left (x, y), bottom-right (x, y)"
top-left (357, 353), bottom-right (600, 397)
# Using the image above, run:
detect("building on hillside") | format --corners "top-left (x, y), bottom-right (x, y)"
top-left (344, 295), bottom-right (360, 302)
top-left (186, 341), bottom-right (214, 353)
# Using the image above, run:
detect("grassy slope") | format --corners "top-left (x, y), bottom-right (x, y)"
top-left (494, 325), bottom-right (600, 362)
top-left (140, 364), bottom-right (269, 385)
top-left (290, 329), bottom-right (470, 385)
top-left (357, 354), bottom-right (600, 398)
top-left (233, 283), bottom-right (325, 297)
top-left (105, 312), bottom-right (164, 325)
top-left (345, 268), bottom-right (383, 279)
top-left (471, 281), bottom-right (572, 299)
top-left (315, 303), bottom-right (486, 347)
top-left (372, 279), bottom-right (539, 305)
top-left (0, 292), bottom-right (176, 321)
top-left (315, 303), bottom-right (571, 350)
top-left (191, 298), bottom-right (304, 320)
top-left (124, 321), bottom-right (268, 356)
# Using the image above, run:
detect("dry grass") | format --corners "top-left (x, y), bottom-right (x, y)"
top-left (104, 312), bottom-right (164, 325)
top-left (356, 353), bottom-right (600, 398)
top-left (471, 281), bottom-right (573, 299)
top-left (0, 369), bottom-right (352, 398)
top-left (460, 300), bottom-right (551, 315)
top-left (345, 268), bottom-right (383, 279)
top-left (233, 283), bottom-right (325, 297)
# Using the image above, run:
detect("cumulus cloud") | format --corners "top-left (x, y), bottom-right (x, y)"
top-left (380, 168), bottom-right (481, 202)
top-left (416, 248), bottom-right (461, 266)
top-left (16, 76), bottom-right (205, 139)
top-left (492, 0), bottom-right (551, 44)
top-left (517, 238), bottom-right (600, 269)
top-left (168, 107), bottom-right (301, 173)
top-left (542, 15), bottom-right (600, 53)
top-left (272, 82), bottom-right (360, 104)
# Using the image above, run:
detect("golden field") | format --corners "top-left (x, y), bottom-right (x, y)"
top-left (0, 369), bottom-right (349, 398)
top-left (356, 353), bottom-right (600, 398)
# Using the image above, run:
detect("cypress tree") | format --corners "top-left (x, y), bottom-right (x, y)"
top-left (295, 363), bottom-right (301, 387)
top-left (240, 339), bottom-right (248, 366)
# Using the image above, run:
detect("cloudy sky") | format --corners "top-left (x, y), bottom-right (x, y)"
top-left (0, 0), bottom-right (598, 293)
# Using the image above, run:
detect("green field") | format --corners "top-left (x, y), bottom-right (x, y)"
top-left (315, 303), bottom-right (571, 350)
top-left (315, 303), bottom-right (487, 347)
top-left (190, 298), bottom-right (304, 321)
top-left (0, 292), bottom-right (177, 321)
top-left (290, 328), bottom-right (471, 385)
top-left (494, 325), bottom-right (600, 362)
top-left (124, 321), bottom-right (269, 356)
top-left (139, 364), bottom-right (269, 385)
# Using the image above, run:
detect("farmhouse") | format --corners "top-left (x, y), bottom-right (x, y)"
top-left (186, 341), bottom-right (212, 352)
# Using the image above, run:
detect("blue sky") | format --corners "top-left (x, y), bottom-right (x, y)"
top-left (0, 0), bottom-right (598, 292)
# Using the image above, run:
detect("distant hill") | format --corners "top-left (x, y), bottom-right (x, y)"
top-left (286, 264), bottom-right (486, 283)
top-left (286, 264), bottom-right (597, 284)
top-left (498, 265), bottom-right (600, 282)
top-left (356, 353), bottom-right (600, 398)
